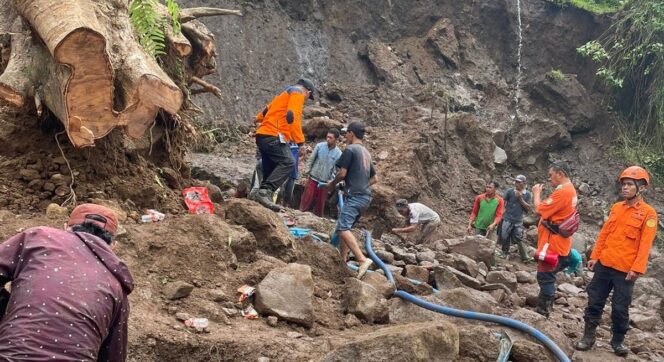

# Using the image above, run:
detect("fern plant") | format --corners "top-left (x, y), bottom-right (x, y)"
top-left (129, 0), bottom-right (181, 58)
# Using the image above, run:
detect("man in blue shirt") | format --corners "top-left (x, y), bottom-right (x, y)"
top-left (498, 174), bottom-right (532, 262)
top-left (299, 128), bottom-right (342, 216)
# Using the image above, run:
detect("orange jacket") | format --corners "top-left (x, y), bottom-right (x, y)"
top-left (590, 200), bottom-right (657, 274)
top-left (536, 182), bottom-right (577, 257)
top-left (255, 85), bottom-right (306, 144)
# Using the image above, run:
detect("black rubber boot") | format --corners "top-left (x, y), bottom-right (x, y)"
top-left (253, 189), bottom-right (281, 212)
top-left (535, 293), bottom-right (553, 318)
top-left (611, 334), bottom-right (629, 357)
top-left (574, 323), bottom-right (598, 351)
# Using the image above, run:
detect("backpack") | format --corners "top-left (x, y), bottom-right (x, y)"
top-left (542, 210), bottom-right (580, 238)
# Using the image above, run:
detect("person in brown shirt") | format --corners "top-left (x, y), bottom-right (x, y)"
top-left (0, 204), bottom-right (134, 361)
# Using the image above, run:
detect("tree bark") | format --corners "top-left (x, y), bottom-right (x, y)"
top-left (0, 0), bottom-right (238, 148)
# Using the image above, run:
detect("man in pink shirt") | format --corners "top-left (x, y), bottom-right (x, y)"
top-left (0, 204), bottom-right (134, 361)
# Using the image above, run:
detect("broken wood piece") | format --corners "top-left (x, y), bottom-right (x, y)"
top-left (165, 25), bottom-right (192, 58)
top-left (190, 76), bottom-right (222, 99)
top-left (180, 7), bottom-right (242, 22)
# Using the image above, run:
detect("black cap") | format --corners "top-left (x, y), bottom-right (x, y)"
top-left (296, 78), bottom-right (315, 100)
top-left (346, 121), bottom-right (366, 140)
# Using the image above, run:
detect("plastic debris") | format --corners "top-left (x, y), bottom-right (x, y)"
top-left (184, 317), bottom-right (209, 332)
top-left (182, 187), bottom-right (215, 214)
top-left (241, 305), bottom-right (259, 319)
top-left (237, 285), bottom-right (255, 302)
top-left (140, 209), bottom-right (165, 223)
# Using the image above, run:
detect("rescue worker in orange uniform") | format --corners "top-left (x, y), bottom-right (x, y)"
top-left (251, 79), bottom-right (314, 211)
top-left (574, 166), bottom-right (657, 357)
top-left (532, 161), bottom-right (578, 317)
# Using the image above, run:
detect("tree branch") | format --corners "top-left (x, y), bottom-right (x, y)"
top-left (180, 7), bottom-right (242, 23)
top-left (190, 76), bottom-right (222, 99)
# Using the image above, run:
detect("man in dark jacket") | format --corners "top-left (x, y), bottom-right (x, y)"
top-left (0, 203), bottom-right (134, 361)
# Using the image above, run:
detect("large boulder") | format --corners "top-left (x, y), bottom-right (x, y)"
top-left (343, 278), bottom-right (389, 324)
top-left (506, 117), bottom-right (571, 168)
top-left (365, 39), bottom-right (408, 85)
top-left (444, 235), bottom-right (494, 267)
top-left (439, 288), bottom-right (497, 314)
top-left (301, 116), bottom-right (345, 140)
top-left (527, 73), bottom-right (600, 133)
top-left (425, 18), bottom-right (460, 68)
top-left (320, 322), bottom-right (459, 362)
top-left (510, 308), bottom-right (573, 357)
top-left (254, 263), bottom-right (314, 328)
top-left (225, 199), bottom-right (295, 261)
top-left (443, 266), bottom-right (483, 289)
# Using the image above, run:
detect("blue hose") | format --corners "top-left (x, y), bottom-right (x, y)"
top-left (362, 230), bottom-right (571, 362)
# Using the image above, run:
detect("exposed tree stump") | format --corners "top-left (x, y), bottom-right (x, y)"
top-left (0, 0), bottom-right (241, 148)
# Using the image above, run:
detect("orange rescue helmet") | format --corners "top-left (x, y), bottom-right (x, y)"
top-left (619, 166), bottom-right (650, 186)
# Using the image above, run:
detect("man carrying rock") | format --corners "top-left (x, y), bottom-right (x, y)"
top-left (392, 199), bottom-right (441, 244)
top-left (575, 166), bottom-right (657, 357)
top-left (532, 161), bottom-right (577, 318)
top-left (299, 128), bottom-right (342, 216)
top-left (467, 181), bottom-right (504, 238)
top-left (251, 78), bottom-right (315, 211)
top-left (498, 175), bottom-right (532, 262)
top-left (0, 204), bottom-right (134, 361)
top-left (327, 121), bottom-right (377, 279)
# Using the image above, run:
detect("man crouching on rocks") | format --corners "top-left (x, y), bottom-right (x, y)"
top-left (574, 166), bottom-right (657, 357)
top-left (327, 121), bottom-right (377, 279)
top-left (0, 204), bottom-right (134, 361)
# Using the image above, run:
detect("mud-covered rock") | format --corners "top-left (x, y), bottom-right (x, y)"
top-left (255, 263), bottom-right (314, 328)
top-left (444, 235), bottom-right (494, 267)
top-left (630, 313), bottom-right (659, 332)
top-left (444, 266), bottom-right (483, 289)
top-left (452, 254), bottom-right (480, 278)
top-left (439, 288), bottom-right (497, 313)
top-left (302, 116), bottom-right (345, 140)
top-left (225, 199), bottom-right (295, 261)
top-left (163, 281), bottom-right (194, 300)
top-left (433, 266), bottom-right (463, 289)
top-left (320, 322), bottom-right (459, 361)
top-left (507, 117), bottom-right (571, 167)
top-left (363, 272), bottom-right (396, 299)
top-left (426, 18), bottom-right (460, 68)
top-left (527, 73), bottom-right (599, 133)
top-left (404, 265), bottom-right (430, 283)
top-left (458, 325), bottom-right (501, 361)
top-left (486, 270), bottom-right (517, 292)
top-left (516, 270), bottom-right (536, 284)
top-left (342, 278), bottom-right (389, 324)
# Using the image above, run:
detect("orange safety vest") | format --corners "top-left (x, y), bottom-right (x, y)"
top-left (255, 86), bottom-right (306, 144)
top-left (590, 200), bottom-right (657, 274)
top-left (536, 182), bottom-right (577, 257)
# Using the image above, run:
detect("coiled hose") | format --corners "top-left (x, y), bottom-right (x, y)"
top-left (362, 230), bottom-right (570, 362)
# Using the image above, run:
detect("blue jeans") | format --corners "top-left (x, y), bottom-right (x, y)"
top-left (537, 255), bottom-right (570, 297)
top-left (336, 194), bottom-right (371, 231)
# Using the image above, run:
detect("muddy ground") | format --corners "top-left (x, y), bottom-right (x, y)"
top-left (0, 0), bottom-right (663, 361)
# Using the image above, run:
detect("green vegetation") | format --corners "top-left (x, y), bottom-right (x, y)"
top-left (612, 125), bottom-right (664, 185)
top-left (577, 0), bottom-right (664, 181)
top-left (546, 69), bottom-right (566, 82)
top-left (547, 0), bottom-right (627, 14)
top-left (129, 0), bottom-right (181, 58)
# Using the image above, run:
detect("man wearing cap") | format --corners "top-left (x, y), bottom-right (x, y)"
top-left (327, 121), bottom-right (377, 279)
top-left (498, 175), bottom-right (532, 262)
top-left (251, 78), bottom-right (315, 211)
top-left (392, 199), bottom-right (441, 244)
top-left (0, 204), bottom-right (134, 361)
top-left (574, 166), bottom-right (657, 357)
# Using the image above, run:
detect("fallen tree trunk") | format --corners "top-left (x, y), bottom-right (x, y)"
top-left (0, 0), bottom-right (241, 147)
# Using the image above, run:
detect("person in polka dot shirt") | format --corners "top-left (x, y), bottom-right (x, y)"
top-left (0, 204), bottom-right (134, 361)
